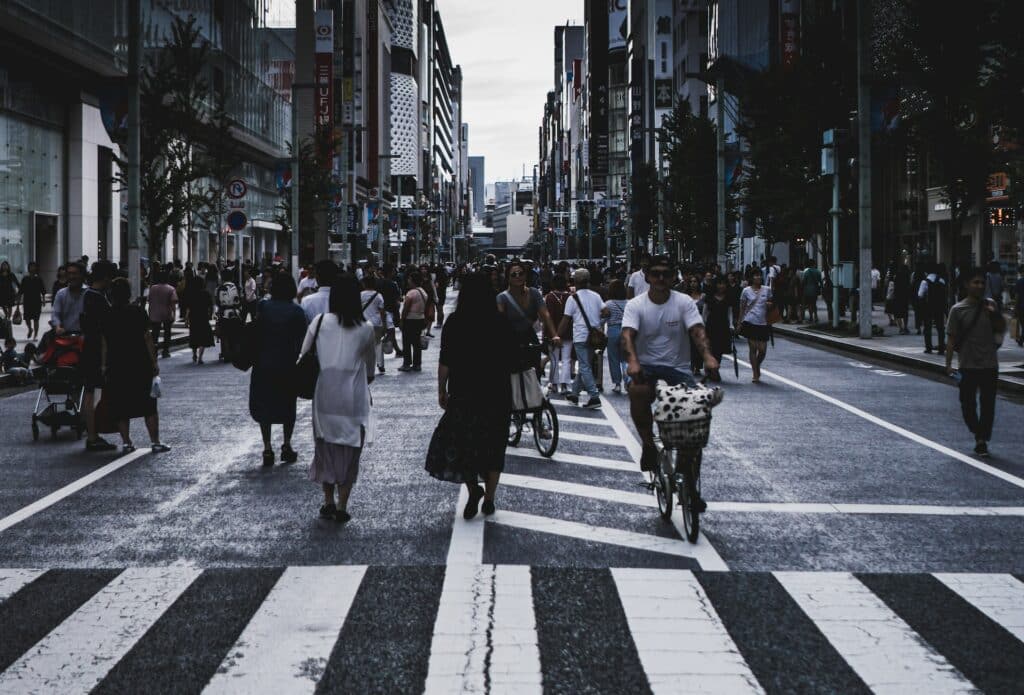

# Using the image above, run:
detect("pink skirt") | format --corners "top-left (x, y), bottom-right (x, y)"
top-left (308, 439), bottom-right (362, 486)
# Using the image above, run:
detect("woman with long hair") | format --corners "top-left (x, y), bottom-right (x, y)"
top-left (298, 275), bottom-right (376, 522)
top-left (600, 279), bottom-right (629, 393)
top-left (184, 275), bottom-right (215, 364)
top-left (738, 269), bottom-right (772, 383)
top-left (426, 272), bottom-right (516, 518)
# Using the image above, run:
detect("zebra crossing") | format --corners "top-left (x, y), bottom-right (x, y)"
top-left (1, 566), bottom-right (1022, 693)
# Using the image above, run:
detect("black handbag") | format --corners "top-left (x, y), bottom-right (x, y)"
top-left (295, 314), bottom-right (324, 400)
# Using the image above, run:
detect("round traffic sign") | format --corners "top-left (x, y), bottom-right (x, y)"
top-left (226, 210), bottom-right (248, 231)
top-left (227, 179), bottom-right (248, 199)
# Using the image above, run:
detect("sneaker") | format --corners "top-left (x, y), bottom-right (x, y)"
top-left (151, 443), bottom-right (171, 454)
top-left (378, 365), bottom-right (385, 374)
top-left (640, 443), bottom-right (658, 472)
top-left (122, 443), bottom-right (136, 454)
top-left (612, 383), bottom-right (622, 394)
top-left (397, 366), bottom-right (413, 372)
top-left (319, 503), bottom-right (337, 520)
top-left (974, 440), bottom-right (989, 458)
top-left (584, 397), bottom-right (602, 410)
top-left (923, 348), bottom-right (933, 354)
top-left (565, 393), bottom-right (580, 405)
top-left (86, 437), bottom-right (117, 453)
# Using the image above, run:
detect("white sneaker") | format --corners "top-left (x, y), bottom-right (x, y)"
top-left (612, 384), bottom-right (622, 394)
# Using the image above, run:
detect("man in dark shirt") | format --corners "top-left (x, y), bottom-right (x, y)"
top-left (82, 261), bottom-right (117, 452)
top-left (377, 264), bottom-right (403, 358)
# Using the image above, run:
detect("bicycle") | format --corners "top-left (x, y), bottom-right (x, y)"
top-left (508, 398), bottom-right (559, 458)
top-left (649, 442), bottom-right (704, 542)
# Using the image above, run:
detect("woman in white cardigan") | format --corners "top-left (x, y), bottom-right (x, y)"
top-left (298, 275), bottom-right (377, 522)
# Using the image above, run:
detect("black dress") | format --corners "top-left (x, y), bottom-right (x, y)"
top-left (425, 313), bottom-right (516, 484)
top-left (704, 294), bottom-right (734, 360)
top-left (103, 305), bottom-right (157, 420)
top-left (248, 299), bottom-right (307, 425)
top-left (19, 274), bottom-right (45, 320)
top-left (187, 291), bottom-right (215, 348)
top-left (0, 273), bottom-right (19, 309)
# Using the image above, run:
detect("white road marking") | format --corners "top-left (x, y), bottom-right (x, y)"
top-left (507, 446), bottom-right (636, 472)
top-left (709, 501), bottom-right (1024, 516)
top-left (447, 486), bottom-right (485, 566)
top-left (501, 473), bottom-right (656, 508)
top-left (557, 413), bottom-right (616, 427)
top-left (489, 509), bottom-right (727, 570)
top-left (598, 395), bottom-right (644, 462)
top-left (204, 565), bottom-right (366, 695)
top-left (0, 568), bottom-right (44, 602)
top-left (0, 567), bottom-right (200, 693)
top-left (0, 448), bottom-right (150, 535)
top-left (425, 565), bottom-right (542, 695)
top-left (934, 573), bottom-right (1024, 642)
top-left (730, 355), bottom-right (1024, 491)
top-left (775, 572), bottom-right (977, 694)
top-left (559, 431), bottom-right (631, 447)
top-left (612, 568), bottom-right (763, 694)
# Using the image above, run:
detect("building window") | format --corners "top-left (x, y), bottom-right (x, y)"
top-left (661, 44), bottom-right (668, 74)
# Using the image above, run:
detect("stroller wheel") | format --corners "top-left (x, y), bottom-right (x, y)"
top-left (31, 421), bottom-right (39, 441)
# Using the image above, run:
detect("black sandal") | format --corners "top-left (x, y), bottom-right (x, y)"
top-left (280, 445), bottom-right (298, 464)
top-left (463, 485), bottom-right (485, 520)
top-left (319, 503), bottom-right (337, 519)
top-left (262, 450), bottom-right (275, 467)
top-left (335, 509), bottom-right (352, 524)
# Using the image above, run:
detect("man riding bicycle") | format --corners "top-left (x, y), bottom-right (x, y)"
top-left (621, 255), bottom-right (720, 478)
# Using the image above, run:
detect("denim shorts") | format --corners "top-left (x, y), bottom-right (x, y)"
top-left (639, 364), bottom-right (698, 388)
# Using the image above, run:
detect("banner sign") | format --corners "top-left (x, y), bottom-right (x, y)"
top-left (780, 0), bottom-right (799, 70)
top-left (609, 0), bottom-right (627, 52)
top-left (314, 9), bottom-right (334, 135)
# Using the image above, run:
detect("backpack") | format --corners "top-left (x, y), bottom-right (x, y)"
top-left (925, 277), bottom-right (947, 313)
top-left (216, 282), bottom-right (241, 318)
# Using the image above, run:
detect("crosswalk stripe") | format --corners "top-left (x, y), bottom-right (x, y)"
top-left (933, 573), bottom-right (1024, 643)
top-left (0, 567), bottom-right (200, 693)
top-left (558, 431), bottom-right (629, 447)
top-left (612, 568), bottom-right (764, 694)
top-left (203, 565), bottom-right (366, 695)
top-left (557, 414), bottom-right (615, 427)
top-left (774, 572), bottom-right (977, 694)
top-left (424, 565), bottom-right (542, 694)
top-left (0, 569), bottom-right (43, 602)
top-left (500, 473), bottom-right (656, 508)
top-left (507, 446), bottom-right (636, 472)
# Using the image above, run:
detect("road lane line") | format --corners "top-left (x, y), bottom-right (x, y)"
top-left (501, 473), bottom-right (657, 507)
top-left (426, 565), bottom-right (542, 694)
top-left (559, 431), bottom-right (631, 447)
top-left (204, 565), bottom-right (366, 695)
top-left (710, 501), bottom-right (1024, 516)
top-left (933, 573), bottom-right (1024, 642)
top-left (446, 486), bottom-right (485, 566)
top-left (488, 510), bottom-right (727, 570)
top-left (557, 413), bottom-right (616, 427)
top-left (775, 572), bottom-right (976, 694)
top-left (0, 448), bottom-right (150, 535)
top-left (729, 355), bottom-right (1024, 491)
top-left (612, 568), bottom-right (763, 694)
top-left (598, 395), bottom-right (644, 462)
top-left (0, 569), bottom-right (44, 602)
top-left (0, 567), bottom-right (200, 692)
top-left (507, 446), bottom-right (637, 472)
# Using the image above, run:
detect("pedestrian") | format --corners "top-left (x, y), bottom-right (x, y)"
top-left (497, 260), bottom-right (561, 374)
top-left (985, 260), bottom-right (1004, 312)
top-left (911, 264), bottom-right (927, 334)
top-left (426, 272), bottom-right (516, 518)
top-left (945, 267), bottom-right (1007, 458)
top-left (50, 261), bottom-right (86, 335)
top-left (302, 260), bottom-right (336, 324)
top-left (184, 276), bottom-right (215, 364)
top-left (558, 268), bottom-right (604, 409)
top-left (147, 272), bottom-right (177, 359)
top-left (215, 269), bottom-right (243, 363)
top-left (249, 273), bottom-right (307, 466)
top-left (244, 266), bottom-right (260, 320)
top-left (626, 258), bottom-right (650, 299)
top-left (738, 268), bottom-right (772, 383)
top-left (81, 261), bottom-right (116, 452)
top-left (601, 279), bottom-right (629, 393)
top-left (802, 261), bottom-right (823, 324)
top-left (398, 270), bottom-right (429, 372)
top-left (297, 264), bottom-right (318, 300)
top-left (685, 276), bottom-right (706, 375)
top-left (376, 264), bottom-right (403, 359)
top-left (0, 261), bottom-right (21, 322)
top-left (919, 263), bottom-right (949, 354)
top-left (19, 262), bottom-right (46, 340)
top-left (435, 263), bottom-right (449, 328)
top-left (892, 263), bottom-right (912, 334)
top-left (544, 275), bottom-right (572, 394)
top-left (703, 277), bottom-right (735, 367)
top-left (102, 278), bottom-right (170, 454)
top-left (51, 265), bottom-right (68, 303)
top-left (360, 274), bottom-right (387, 374)
top-left (299, 275), bottom-right (377, 522)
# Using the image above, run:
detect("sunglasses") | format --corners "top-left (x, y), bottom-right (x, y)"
top-left (510, 271), bottom-right (525, 278)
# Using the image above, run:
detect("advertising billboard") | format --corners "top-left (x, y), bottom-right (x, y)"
top-left (609, 0), bottom-right (627, 52)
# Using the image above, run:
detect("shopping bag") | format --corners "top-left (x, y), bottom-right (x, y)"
top-left (511, 369), bottom-right (544, 412)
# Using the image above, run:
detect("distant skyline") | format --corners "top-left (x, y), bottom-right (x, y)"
top-left (266, 1), bottom-right (585, 186)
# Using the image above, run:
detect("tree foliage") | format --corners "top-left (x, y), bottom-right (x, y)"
top-left (275, 128), bottom-right (342, 264)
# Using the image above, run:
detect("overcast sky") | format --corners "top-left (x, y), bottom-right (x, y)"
top-left (268, 1), bottom-right (584, 186)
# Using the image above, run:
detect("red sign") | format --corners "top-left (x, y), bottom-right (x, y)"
top-left (781, 1), bottom-right (800, 70)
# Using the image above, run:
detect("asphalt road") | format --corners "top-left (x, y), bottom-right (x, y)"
top-left (2, 294), bottom-right (1023, 693)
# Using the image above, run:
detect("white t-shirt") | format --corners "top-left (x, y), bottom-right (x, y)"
top-left (621, 291), bottom-right (704, 368)
top-left (871, 268), bottom-right (881, 289)
top-left (298, 276), bottom-right (318, 295)
top-left (740, 286), bottom-right (771, 325)
top-left (301, 287), bottom-right (332, 324)
top-left (360, 290), bottom-right (385, 327)
top-left (563, 288), bottom-right (604, 345)
top-left (627, 270), bottom-right (650, 297)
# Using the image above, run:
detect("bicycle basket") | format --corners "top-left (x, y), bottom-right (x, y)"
top-left (657, 418), bottom-right (711, 449)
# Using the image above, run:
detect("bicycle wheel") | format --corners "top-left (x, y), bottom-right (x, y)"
top-left (655, 448), bottom-right (674, 520)
top-left (507, 413), bottom-right (523, 447)
top-left (532, 401), bottom-right (559, 457)
top-left (677, 450), bottom-right (701, 543)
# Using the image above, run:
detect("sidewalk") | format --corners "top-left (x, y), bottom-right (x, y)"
top-left (772, 300), bottom-right (1024, 394)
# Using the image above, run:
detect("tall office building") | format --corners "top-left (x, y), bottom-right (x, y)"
top-left (468, 156), bottom-right (485, 221)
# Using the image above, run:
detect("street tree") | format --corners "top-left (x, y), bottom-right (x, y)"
top-left (275, 129), bottom-right (343, 264)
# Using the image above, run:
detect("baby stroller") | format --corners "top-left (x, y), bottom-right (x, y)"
top-left (31, 334), bottom-right (86, 441)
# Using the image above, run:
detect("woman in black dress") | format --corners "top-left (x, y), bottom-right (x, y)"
top-left (703, 277), bottom-right (735, 367)
top-left (19, 262), bottom-right (46, 340)
top-left (102, 278), bottom-right (170, 453)
top-left (0, 261), bottom-right (20, 321)
top-left (184, 276), bottom-right (215, 364)
top-left (426, 272), bottom-right (517, 518)
top-left (249, 272), bottom-right (307, 466)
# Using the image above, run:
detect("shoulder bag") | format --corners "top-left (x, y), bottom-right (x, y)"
top-left (362, 292), bottom-right (380, 312)
top-left (295, 314), bottom-right (324, 399)
top-left (572, 293), bottom-right (608, 350)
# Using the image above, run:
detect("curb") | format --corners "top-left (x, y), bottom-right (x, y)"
top-left (773, 325), bottom-right (1024, 395)
top-left (0, 333), bottom-right (191, 390)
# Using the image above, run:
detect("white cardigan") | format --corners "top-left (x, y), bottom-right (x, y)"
top-left (299, 314), bottom-right (376, 447)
